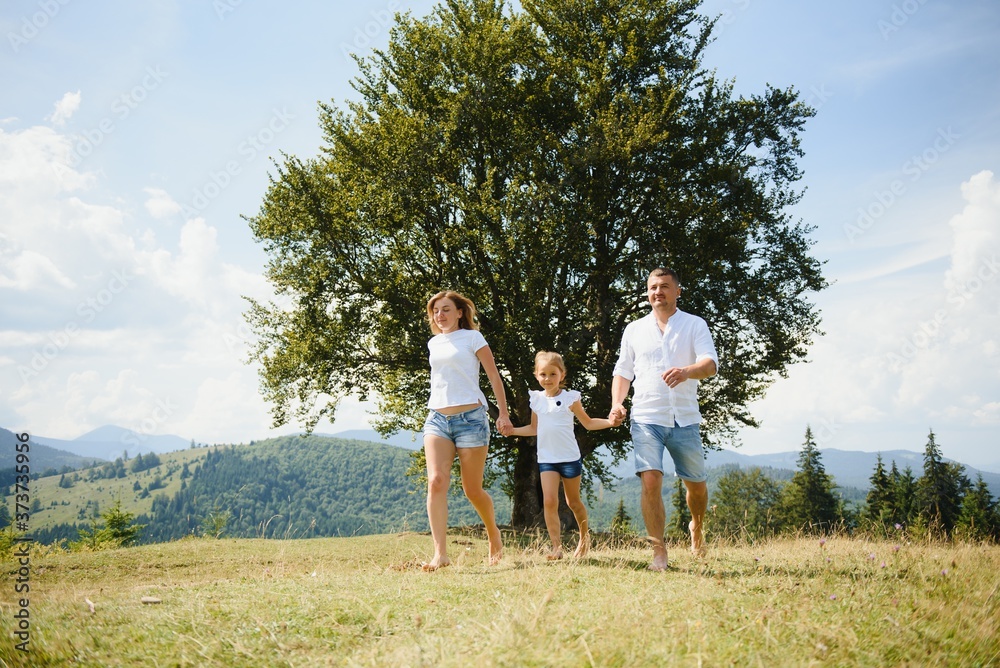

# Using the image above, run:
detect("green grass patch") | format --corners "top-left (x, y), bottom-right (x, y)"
top-left (2, 533), bottom-right (999, 666)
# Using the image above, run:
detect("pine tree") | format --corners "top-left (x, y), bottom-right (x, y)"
top-left (915, 429), bottom-right (968, 538)
top-left (71, 497), bottom-right (146, 550)
top-left (101, 498), bottom-right (145, 547)
top-left (889, 463), bottom-right (916, 528)
top-left (610, 498), bottom-right (634, 538)
top-left (955, 474), bottom-right (999, 542)
top-left (864, 454), bottom-right (892, 530)
top-left (778, 427), bottom-right (839, 534)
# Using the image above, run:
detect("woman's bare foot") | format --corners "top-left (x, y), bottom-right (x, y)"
top-left (421, 556), bottom-right (451, 572)
top-left (689, 521), bottom-right (706, 557)
top-left (487, 527), bottom-right (503, 565)
top-left (546, 547), bottom-right (564, 561)
top-left (573, 535), bottom-right (590, 559)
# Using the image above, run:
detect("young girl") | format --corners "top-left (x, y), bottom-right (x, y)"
top-left (422, 290), bottom-right (512, 571)
top-left (509, 351), bottom-right (620, 559)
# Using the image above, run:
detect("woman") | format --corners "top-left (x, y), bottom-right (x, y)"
top-left (421, 290), bottom-right (511, 570)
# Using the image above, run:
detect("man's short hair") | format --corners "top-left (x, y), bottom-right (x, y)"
top-left (648, 267), bottom-right (680, 285)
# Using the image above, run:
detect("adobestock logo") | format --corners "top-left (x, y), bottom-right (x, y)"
top-left (57, 66), bottom-right (168, 169)
top-left (7, 0), bottom-right (73, 53)
top-left (339, 1), bottom-right (401, 61)
top-left (181, 107), bottom-right (294, 219)
top-left (886, 251), bottom-right (998, 372)
top-left (16, 269), bottom-right (133, 387)
top-left (120, 397), bottom-right (178, 449)
top-left (878, 0), bottom-right (932, 40)
top-left (844, 127), bottom-right (959, 244)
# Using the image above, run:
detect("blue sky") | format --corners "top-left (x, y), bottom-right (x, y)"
top-left (2, 0), bottom-right (998, 471)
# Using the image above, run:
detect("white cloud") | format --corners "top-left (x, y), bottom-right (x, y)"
top-left (47, 91), bottom-right (81, 127)
top-left (740, 170), bottom-right (1000, 461)
top-left (0, 248), bottom-right (77, 290)
top-left (974, 402), bottom-right (1000, 424)
top-left (143, 187), bottom-right (182, 220)
top-left (944, 170), bottom-right (1000, 292)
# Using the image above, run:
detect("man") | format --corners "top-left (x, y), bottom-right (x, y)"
top-left (609, 267), bottom-right (718, 571)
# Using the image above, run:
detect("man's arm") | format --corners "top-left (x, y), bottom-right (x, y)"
top-left (661, 357), bottom-right (716, 388)
top-left (609, 375), bottom-right (631, 421)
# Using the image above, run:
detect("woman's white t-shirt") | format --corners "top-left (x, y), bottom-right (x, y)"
top-left (529, 389), bottom-right (582, 463)
top-left (427, 329), bottom-right (489, 410)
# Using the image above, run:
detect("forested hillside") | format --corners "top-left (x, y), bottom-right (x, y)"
top-left (141, 436), bottom-right (508, 541)
top-left (22, 436), bottom-right (513, 545)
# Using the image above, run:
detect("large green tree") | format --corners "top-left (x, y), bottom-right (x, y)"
top-left (246, 0), bottom-right (825, 526)
top-left (712, 466), bottom-right (782, 541)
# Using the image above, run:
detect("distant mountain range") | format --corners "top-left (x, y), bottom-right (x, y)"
top-left (0, 426), bottom-right (103, 473)
top-left (25, 425), bottom-right (192, 462)
top-left (3, 425), bottom-right (997, 497)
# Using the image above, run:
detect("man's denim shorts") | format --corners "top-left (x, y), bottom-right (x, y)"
top-left (423, 405), bottom-right (490, 449)
top-left (631, 421), bottom-right (706, 482)
top-left (538, 458), bottom-right (583, 478)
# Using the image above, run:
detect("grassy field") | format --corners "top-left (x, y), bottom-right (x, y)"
top-left (2, 531), bottom-right (999, 667)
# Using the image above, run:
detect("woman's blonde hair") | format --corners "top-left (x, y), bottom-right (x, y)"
top-left (426, 290), bottom-right (480, 334)
top-left (534, 351), bottom-right (568, 387)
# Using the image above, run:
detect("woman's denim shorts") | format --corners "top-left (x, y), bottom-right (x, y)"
top-left (423, 405), bottom-right (490, 448)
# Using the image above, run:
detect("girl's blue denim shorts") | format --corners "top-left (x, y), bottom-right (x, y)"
top-left (423, 405), bottom-right (490, 448)
top-left (538, 459), bottom-right (583, 479)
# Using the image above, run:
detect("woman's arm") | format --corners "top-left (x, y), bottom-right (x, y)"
top-left (477, 345), bottom-right (512, 433)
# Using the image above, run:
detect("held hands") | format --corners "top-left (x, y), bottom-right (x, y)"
top-left (608, 405), bottom-right (627, 427)
top-left (496, 414), bottom-right (514, 437)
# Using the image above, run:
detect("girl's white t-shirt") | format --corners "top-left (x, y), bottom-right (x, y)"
top-left (427, 329), bottom-right (489, 410)
top-left (529, 389), bottom-right (582, 463)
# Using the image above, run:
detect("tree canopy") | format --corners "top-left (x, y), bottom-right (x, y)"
top-left (246, 0), bottom-right (826, 525)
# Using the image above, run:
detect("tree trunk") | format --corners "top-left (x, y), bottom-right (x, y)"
top-left (509, 443), bottom-right (542, 528)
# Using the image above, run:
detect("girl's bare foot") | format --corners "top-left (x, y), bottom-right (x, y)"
top-left (421, 556), bottom-right (451, 572)
top-left (546, 547), bottom-right (564, 561)
top-left (573, 536), bottom-right (590, 558)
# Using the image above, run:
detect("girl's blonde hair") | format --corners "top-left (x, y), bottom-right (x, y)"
top-left (426, 290), bottom-right (480, 334)
top-left (534, 351), bottom-right (568, 387)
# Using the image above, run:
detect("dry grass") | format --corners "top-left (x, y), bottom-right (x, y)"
top-left (2, 531), bottom-right (999, 666)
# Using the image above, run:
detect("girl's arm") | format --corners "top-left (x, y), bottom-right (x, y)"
top-left (570, 401), bottom-right (619, 431)
top-left (509, 411), bottom-right (538, 438)
top-left (477, 345), bottom-right (512, 434)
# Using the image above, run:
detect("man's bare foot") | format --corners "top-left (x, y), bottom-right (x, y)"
top-left (689, 521), bottom-right (706, 558)
top-left (421, 556), bottom-right (451, 572)
top-left (648, 550), bottom-right (668, 572)
top-left (487, 527), bottom-right (503, 565)
top-left (647, 537), bottom-right (668, 571)
top-left (546, 547), bottom-right (564, 561)
top-left (573, 537), bottom-right (590, 559)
